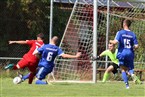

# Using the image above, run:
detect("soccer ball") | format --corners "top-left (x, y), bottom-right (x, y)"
top-left (13, 77), bottom-right (22, 84)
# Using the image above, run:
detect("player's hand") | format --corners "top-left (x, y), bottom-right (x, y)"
top-left (109, 40), bottom-right (113, 44)
top-left (9, 41), bottom-right (15, 44)
top-left (76, 52), bottom-right (81, 58)
top-left (92, 56), bottom-right (100, 61)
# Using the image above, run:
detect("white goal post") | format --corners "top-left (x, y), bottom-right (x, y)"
top-left (50, 0), bottom-right (97, 83)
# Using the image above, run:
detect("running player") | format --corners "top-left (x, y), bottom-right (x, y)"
top-left (33, 36), bottom-right (81, 84)
top-left (110, 19), bottom-right (139, 89)
top-left (5, 33), bottom-right (44, 84)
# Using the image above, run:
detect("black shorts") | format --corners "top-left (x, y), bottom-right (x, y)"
top-left (108, 63), bottom-right (119, 74)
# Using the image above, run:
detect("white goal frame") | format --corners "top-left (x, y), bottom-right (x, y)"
top-left (48, 0), bottom-right (98, 83)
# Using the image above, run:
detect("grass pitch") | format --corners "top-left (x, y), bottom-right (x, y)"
top-left (0, 78), bottom-right (144, 97)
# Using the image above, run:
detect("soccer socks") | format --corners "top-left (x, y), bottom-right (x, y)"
top-left (122, 72), bottom-right (129, 89)
top-left (28, 73), bottom-right (35, 84)
top-left (128, 69), bottom-right (134, 75)
top-left (35, 79), bottom-right (47, 85)
top-left (128, 69), bottom-right (142, 84)
top-left (131, 74), bottom-right (142, 84)
top-left (122, 72), bottom-right (128, 83)
top-left (102, 72), bottom-right (109, 82)
top-left (22, 73), bottom-right (30, 81)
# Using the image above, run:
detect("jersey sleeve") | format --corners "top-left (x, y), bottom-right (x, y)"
top-left (133, 34), bottom-right (138, 45)
top-left (114, 31), bottom-right (120, 42)
top-left (37, 45), bottom-right (45, 54)
top-left (100, 50), bottom-right (109, 56)
top-left (57, 48), bottom-right (64, 56)
top-left (26, 40), bottom-right (35, 46)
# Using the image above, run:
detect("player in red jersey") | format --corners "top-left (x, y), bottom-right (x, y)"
top-left (5, 33), bottom-right (44, 84)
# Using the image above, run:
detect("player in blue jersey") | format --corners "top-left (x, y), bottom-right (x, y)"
top-left (110, 19), bottom-right (139, 89)
top-left (33, 36), bottom-right (81, 84)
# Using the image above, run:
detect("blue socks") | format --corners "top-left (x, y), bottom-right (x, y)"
top-left (122, 72), bottom-right (129, 89)
top-left (128, 69), bottom-right (134, 75)
top-left (22, 73), bottom-right (30, 81)
top-left (21, 73), bottom-right (48, 85)
top-left (122, 72), bottom-right (128, 84)
top-left (35, 80), bottom-right (47, 85)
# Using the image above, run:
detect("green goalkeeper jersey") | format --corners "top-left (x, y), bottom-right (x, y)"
top-left (101, 49), bottom-right (119, 65)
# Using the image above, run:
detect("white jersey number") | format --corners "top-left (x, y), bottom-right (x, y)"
top-left (124, 39), bottom-right (131, 48)
top-left (33, 46), bottom-right (38, 55)
top-left (47, 52), bottom-right (53, 61)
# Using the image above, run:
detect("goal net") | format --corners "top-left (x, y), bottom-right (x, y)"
top-left (52, 0), bottom-right (145, 82)
top-left (53, 0), bottom-right (94, 83)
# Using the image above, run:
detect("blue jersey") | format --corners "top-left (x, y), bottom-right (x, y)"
top-left (115, 29), bottom-right (138, 53)
top-left (115, 29), bottom-right (138, 69)
top-left (37, 44), bottom-right (64, 68)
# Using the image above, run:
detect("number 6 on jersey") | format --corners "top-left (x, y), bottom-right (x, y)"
top-left (47, 52), bottom-right (53, 61)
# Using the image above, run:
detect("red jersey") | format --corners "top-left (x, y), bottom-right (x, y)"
top-left (23, 40), bottom-right (44, 62)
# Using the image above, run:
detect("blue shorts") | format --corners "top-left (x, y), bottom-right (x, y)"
top-left (36, 66), bottom-right (53, 80)
top-left (117, 50), bottom-right (134, 70)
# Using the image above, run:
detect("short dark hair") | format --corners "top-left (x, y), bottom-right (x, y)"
top-left (123, 19), bottom-right (132, 27)
top-left (52, 36), bottom-right (59, 44)
top-left (37, 33), bottom-right (44, 40)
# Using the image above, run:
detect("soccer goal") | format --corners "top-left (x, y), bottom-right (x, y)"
top-left (52, 0), bottom-right (95, 83)
top-left (51, 0), bottom-right (145, 83)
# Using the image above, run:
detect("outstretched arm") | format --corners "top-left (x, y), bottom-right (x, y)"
top-left (92, 56), bottom-right (100, 61)
top-left (92, 52), bottom-right (105, 61)
top-left (61, 52), bottom-right (81, 59)
top-left (9, 40), bottom-right (27, 44)
top-left (109, 40), bottom-right (118, 45)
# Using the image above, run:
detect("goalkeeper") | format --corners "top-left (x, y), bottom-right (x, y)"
top-left (93, 43), bottom-right (141, 84)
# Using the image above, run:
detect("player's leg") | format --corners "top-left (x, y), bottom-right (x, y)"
top-left (4, 64), bottom-right (14, 69)
top-left (117, 52), bottom-right (130, 89)
top-left (102, 65), bottom-right (114, 82)
top-left (28, 72), bottom-right (36, 84)
top-left (120, 65), bottom-right (129, 89)
top-left (4, 59), bottom-right (28, 70)
top-left (35, 67), bottom-right (48, 84)
top-left (111, 63), bottom-right (119, 78)
top-left (125, 54), bottom-right (142, 84)
top-left (128, 69), bottom-right (142, 84)
top-left (21, 73), bottom-right (30, 81)
top-left (8, 59), bottom-right (36, 84)
top-left (16, 71), bottom-right (26, 79)
top-left (4, 63), bottom-right (21, 70)
top-left (28, 63), bottom-right (38, 84)
top-left (16, 71), bottom-right (30, 82)
top-left (35, 67), bottom-right (53, 85)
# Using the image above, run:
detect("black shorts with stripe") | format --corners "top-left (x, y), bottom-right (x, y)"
top-left (108, 63), bottom-right (119, 74)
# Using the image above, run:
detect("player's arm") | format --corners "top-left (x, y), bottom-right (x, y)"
top-left (133, 35), bottom-right (139, 50)
top-left (33, 49), bottom-right (41, 58)
top-left (92, 56), bottom-right (100, 61)
top-left (110, 31), bottom-right (120, 45)
top-left (9, 40), bottom-right (27, 44)
top-left (33, 45), bottom-right (44, 58)
top-left (92, 50), bottom-right (107, 61)
top-left (109, 40), bottom-right (118, 45)
top-left (61, 52), bottom-right (81, 59)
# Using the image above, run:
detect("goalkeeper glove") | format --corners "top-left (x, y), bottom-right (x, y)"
top-left (92, 56), bottom-right (100, 61)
